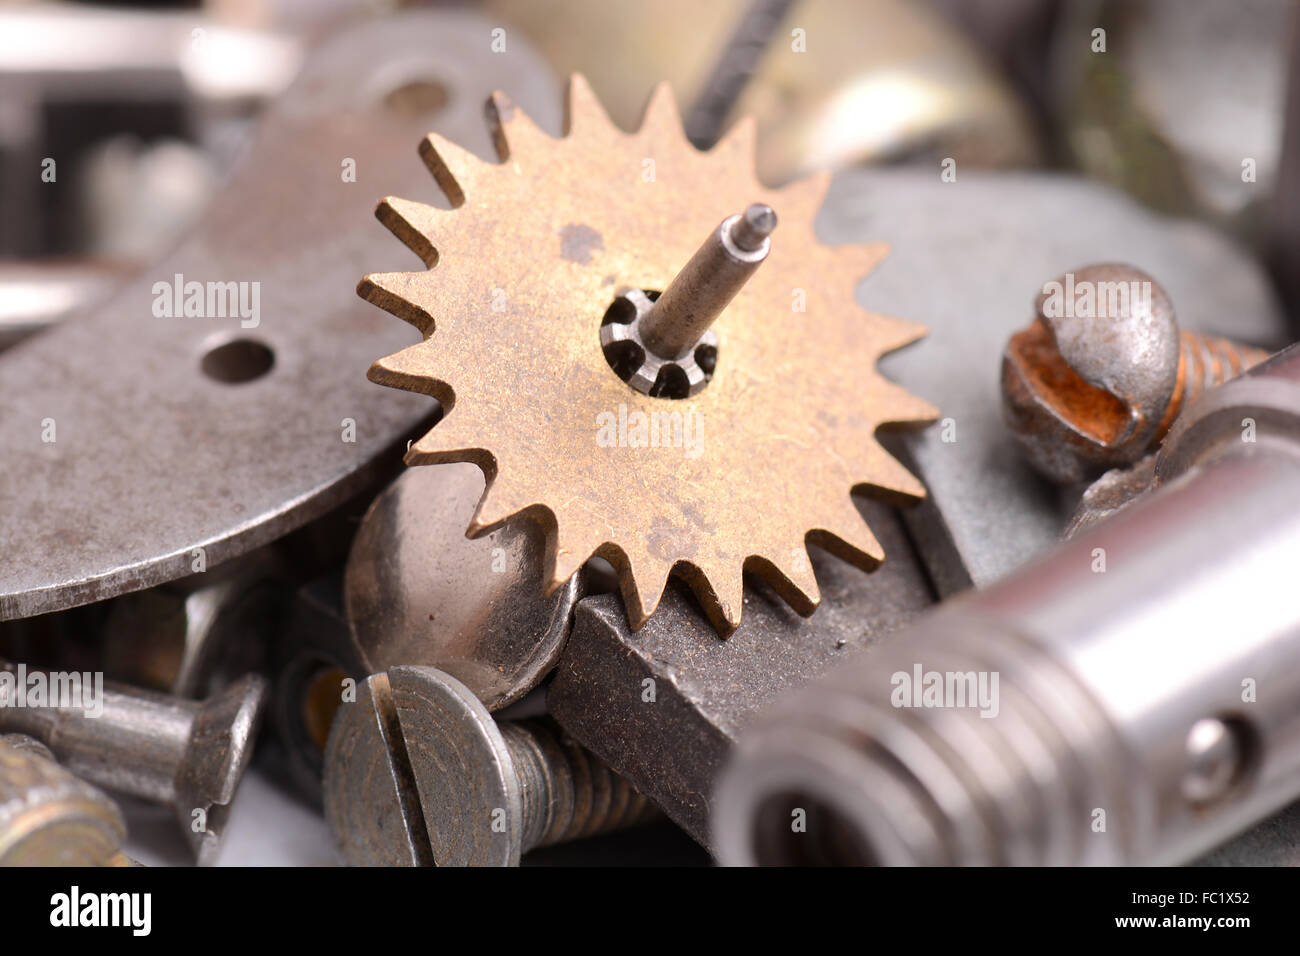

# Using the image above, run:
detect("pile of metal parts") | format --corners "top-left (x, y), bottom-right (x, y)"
top-left (3, 0), bottom-right (1300, 867)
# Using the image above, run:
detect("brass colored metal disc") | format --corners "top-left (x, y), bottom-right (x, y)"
top-left (360, 75), bottom-right (936, 634)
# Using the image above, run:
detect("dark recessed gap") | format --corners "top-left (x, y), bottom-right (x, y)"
top-left (752, 791), bottom-right (878, 866)
top-left (200, 338), bottom-right (274, 384)
top-left (649, 363), bottom-right (690, 400)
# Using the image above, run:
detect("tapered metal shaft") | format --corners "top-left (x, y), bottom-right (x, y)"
top-left (639, 203), bottom-right (776, 360)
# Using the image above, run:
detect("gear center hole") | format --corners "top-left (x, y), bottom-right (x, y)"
top-left (599, 290), bottom-right (717, 400)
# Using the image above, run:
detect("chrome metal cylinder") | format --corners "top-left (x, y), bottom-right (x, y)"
top-left (715, 345), bottom-right (1300, 866)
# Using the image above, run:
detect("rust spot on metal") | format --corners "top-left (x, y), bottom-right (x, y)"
top-left (1006, 319), bottom-right (1128, 445)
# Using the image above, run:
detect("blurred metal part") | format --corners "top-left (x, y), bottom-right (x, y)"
top-left (0, 3), bottom-right (302, 259)
top-left (267, 573), bottom-right (351, 805)
top-left (548, 500), bottom-right (932, 847)
top-left (0, 261), bottom-right (132, 351)
top-left (102, 553), bottom-right (283, 699)
top-left (345, 464), bottom-right (583, 712)
top-left (324, 666), bottom-right (656, 866)
top-left (715, 345), bottom-right (1300, 866)
top-left (0, 3), bottom-right (301, 101)
top-left (484, 0), bottom-right (1037, 186)
top-left (684, 0), bottom-right (796, 148)
top-left (1059, 0), bottom-right (1288, 229)
top-left (0, 9), bottom-right (561, 622)
top-left (480, 0), bottom-right (742, 133)
top-left (1269, 0), bottom-right (1300, 334)
top-left (0, 661), bottom-right (266, 865)
top-left (78, 136), bottom-right (218, 261)
top-left (727, 0), bottom-right (1039, 184)
top-left (816, 168), bottom-right (1286, 596)
top-left (0, 733), bottom-right (127, 866)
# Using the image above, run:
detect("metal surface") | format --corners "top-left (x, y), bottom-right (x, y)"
top-left (0, 661), bottom-right (266, 865)
top-left (101, 553), bottom-right (283, 698)
top-left (817, 168), bottom-right (1287, 596)
top-left (1002, 263), bottom-right (1269, 484)
top-left (1062, 454), bottom-right (1156, 538)
top-left (0, 262), bottom-right (132, 352)
top-left (727, 0), bottom-right (1039, 184)
top-left (0, 734), bottom-right (127, 867)
top-left (0, 10), bottom-right (561, 622)
top-left (344, 463), bottom-right (584, 711)
top-left (482, 0), bottom-right (1037, 184)
top-left (548, 499), bottom-right (932, 846)
top-left (323, 666), bottom-right (656, 866)
top-left (361, 76), bottom-right (936, 635)
top-left (715, 344), bottom-right (1300, 865)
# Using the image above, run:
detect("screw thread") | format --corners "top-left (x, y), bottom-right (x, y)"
top-left (720, 615), bottom-right (1139, 866)
top-left (1160, 331), bottom-right (1270, 438)
top-left (502, 718), bottom-right (658, 853)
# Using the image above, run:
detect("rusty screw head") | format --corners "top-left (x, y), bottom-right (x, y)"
top-left (1001, 263), bottom-right (1268, 484)
top-left (1002, 264), bottom-right (1180, 484)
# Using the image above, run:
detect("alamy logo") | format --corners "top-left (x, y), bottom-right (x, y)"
top-left (50, 887), bottom-right (151, 936)
top-left (595, 403), bottom-right (703, 459)
top-left (1040, 272), bottom-right (1151, 319)
top-left (890, 663), bottom-right (999, 718)
top-left (0, 664), bottom-right (103, 718)
top-left (152, 273), bottom-right (261, 328)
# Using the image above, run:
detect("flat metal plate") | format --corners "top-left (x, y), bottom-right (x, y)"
top-left (0, 12), bottom-right (561, 620)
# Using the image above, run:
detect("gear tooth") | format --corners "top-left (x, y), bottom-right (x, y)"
top-left (875, 383), bottom-right (940, 426)
top-left (868, 312), bottom-right (929, 354)
top-left (564, 73), bottom-right (615, 136)
top-left (708, 114), bottom-right (757, 161)
top-left (844, 241), bottom-right (889, 277)
top-left (547, 535), bottom-right (592, 593)
top-left (466, 475), bottom-right (530, 536)
top-left (778, 169), bottom-right (832, 219)
top-left (405, 409), bottom-right (486, 460)
top-left (357, 272), bottom-right (435, 334)
top-left (614, 550), bottom-right (671, 630)
top-left (777, 548), bottom-right (821, 611)
top-left (418, 132), bottom-right (482, 207)
top-left (376, 197), bottom-right (442, 267)
top-left (637, 81), bottom-right (684, 139)
top-left (742, 550), bottom-right (820, 618)
top-left (367, 343), bottom-right (454, 404)
top-left (809, 501), bottom-right (886, 571)
top-left (856, 443), bottom-right (928, 503)
top-left (485, 89), bottom-right (551, 162)
top-left (702, 567), bottom-right (745, 636)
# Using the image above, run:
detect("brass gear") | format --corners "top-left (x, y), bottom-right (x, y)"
top-left (359, 75), bottom-right (937, 635)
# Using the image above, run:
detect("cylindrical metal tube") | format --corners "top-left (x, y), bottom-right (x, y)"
top-left (715, 344), bottom-right (1300, 866)
top-left (0, 662), bottom-right (202, 804)
top-left (0, 661), bottom-right (266, 864)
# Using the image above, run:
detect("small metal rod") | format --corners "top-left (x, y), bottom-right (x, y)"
top-left (639, 203), bottom-right (776, 361)
top-left (684, 0), bottom-right (796, 148)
